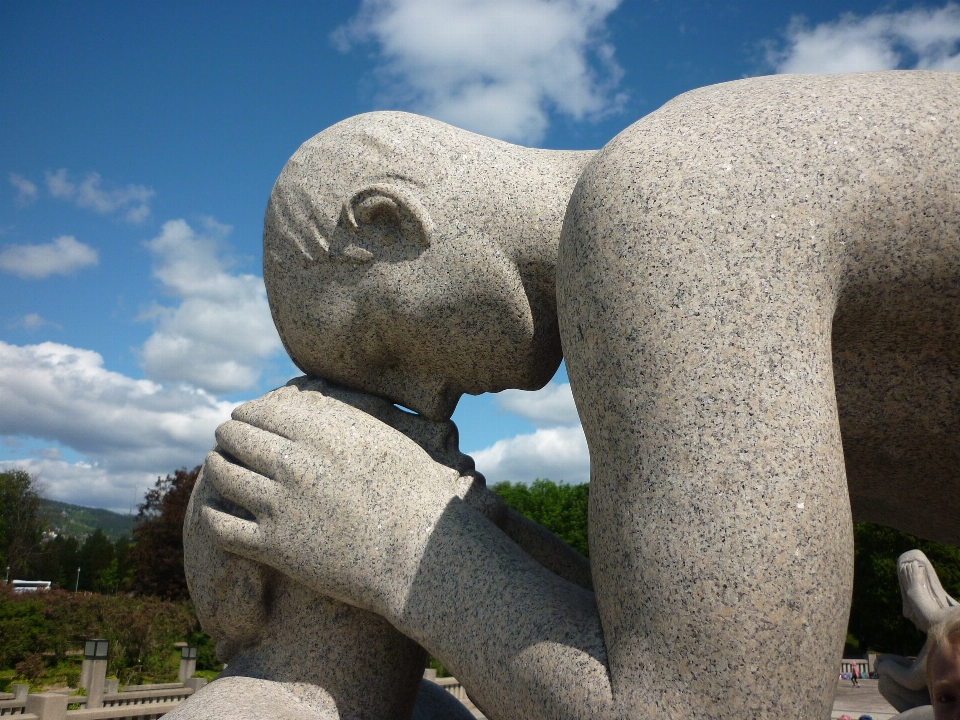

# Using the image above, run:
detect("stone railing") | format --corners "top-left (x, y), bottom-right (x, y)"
top-left (1, 683), bottom-right (202, 720)
top-left (841, 659), bottom-right (871, 677)
top-left (432, 676), bottom-right (469, 703)
top-left (0, 636), bottom-right (207, 720)
top-left (0, 685), bottom-right (30, 715)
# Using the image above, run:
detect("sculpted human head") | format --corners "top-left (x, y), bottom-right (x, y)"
top-left (264, 111), bottom-right (590, 420)
top-left (927, 611), bottom-right (960, 720)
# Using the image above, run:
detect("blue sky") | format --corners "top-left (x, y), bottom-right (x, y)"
top-left (2, 0), bottom-right (959, 511)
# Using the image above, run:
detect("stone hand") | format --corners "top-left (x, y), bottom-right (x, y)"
top-left (238, 377), bottom-right (508, 525)
top-left (899, 551), bottom-right (956, 633)
top-left (199, 385), bottom-right (483, 620)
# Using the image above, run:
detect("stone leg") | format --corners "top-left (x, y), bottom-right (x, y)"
top-left (559, 221), bottom-right (851, 717)
top-left (892, 707), bottom-right (936, 720)
top-left (880, 674), bottom-right (932, 713)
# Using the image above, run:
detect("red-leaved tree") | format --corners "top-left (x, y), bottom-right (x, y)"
top-left (129, 467), bottom-right (200, 600)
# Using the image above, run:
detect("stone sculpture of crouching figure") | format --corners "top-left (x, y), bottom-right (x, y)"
top-left (169, 114), bottom-right (595, 720)
top-left (198, 71), bottom-right (960, 720)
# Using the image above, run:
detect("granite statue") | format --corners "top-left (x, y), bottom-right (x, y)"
top-left (878, 550), bottom-right (960, 720)
top-left (171, 116), bottom-right (594, 719)
top-left (190, 70), bottom-right (960, 719)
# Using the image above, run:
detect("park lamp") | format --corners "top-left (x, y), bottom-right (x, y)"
top-left (181, 646), bottom-right (197, 661)
top-left (84, 639), bottom-right (109, 660)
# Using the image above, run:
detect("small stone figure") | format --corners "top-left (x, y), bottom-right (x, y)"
top-left (878, 550), bottom-right (959, 720)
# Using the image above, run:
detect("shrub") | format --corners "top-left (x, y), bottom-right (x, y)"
top-left (15, 653), bottom-right (44, 680)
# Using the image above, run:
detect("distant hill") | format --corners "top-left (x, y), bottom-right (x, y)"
top-left (39, 499), bottom-right (137, 541)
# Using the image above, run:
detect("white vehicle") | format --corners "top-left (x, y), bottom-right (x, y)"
top-left (12, 580), bottom-right (52, 593)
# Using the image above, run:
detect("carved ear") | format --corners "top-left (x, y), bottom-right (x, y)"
top-left (340, 183), bottom-right (433, 251)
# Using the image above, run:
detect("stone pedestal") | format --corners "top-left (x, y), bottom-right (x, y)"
top-left (78, 659), bottom-right (90, 690)
top-left (184, 677), bottom-right (207, 693)
top-left (178, 656), bottom-right (197, 684)
top-left (84, 659), bottom-right (106, 709)
top-left (25, 692), bottom-right (67, 720)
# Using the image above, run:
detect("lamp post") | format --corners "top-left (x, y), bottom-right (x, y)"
top-left (179, 645), bottom-right (198, 684)
top-left (74, 567), bottom-right (80, 593)
top-left (81, 638), bottom-right (109, 708)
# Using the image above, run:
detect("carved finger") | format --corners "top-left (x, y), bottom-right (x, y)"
top-left (199, 504), bottom-right (269, 564)
top-left (203, 448), bottom-right (280, 519)
top-left (215, 419), bottom-right (307, 483)
top-left (232, 382), bottom-right (349, 438)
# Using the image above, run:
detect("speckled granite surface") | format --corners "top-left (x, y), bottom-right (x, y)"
top-left (559, 70), bottom-right (960, 718)
top-left (189, 71), bottom-right (960, 719)
top-left (263, 111), bottom-right (592, 421)
top-left (183, 378), bottom-right (591, 719)
top-left (182, 110), bottom-right (592, 720)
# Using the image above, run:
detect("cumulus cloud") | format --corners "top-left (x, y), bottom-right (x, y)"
top-left (138, 218), bottom-right (283, 394)
top-left (9, 173), bottom-right (38, 206)
top-left (0, 341), bottom-right (234, 510)
top-left (46, 168), bottom-right (154, 223)
top-left (8, 313), bottom-right (61, 331)
top-left (471, 425), bottom-right (589, 485)
top-left (0, 235), bottom-right (98, 279)
top-left (770, 4), bottom-right (960, 74)
top-left (334, 0), bottom-right (625, 143)
top-left (469, 381), bottom-right (589, 484)
top-left (495, 381), bottom-right (579, 427)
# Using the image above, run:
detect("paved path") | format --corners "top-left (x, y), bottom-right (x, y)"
top-left (453, 675), bottom-right (905, 718)
top-left (832, 678), bottom-right (901, 719)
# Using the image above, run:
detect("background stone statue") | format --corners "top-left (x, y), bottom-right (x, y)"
top-left (878, 550), bottom-right (960, 719)
top-left (194, 70), bottom-right (960, 720)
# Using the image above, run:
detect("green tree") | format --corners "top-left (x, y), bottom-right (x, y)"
top-left (110, 536), bottom-right (134, 592)
top-left (492, 479), bottom-right (590, 557)
top-left (27, 533), bottom-right (79, 587)
top-left (52, 535), bottom-right (80, 589)
top-left (78, 530), bottom-right (115, 593)
top-left (0, 470), bottom-right (46, 579)
top-left (129, 467), bottom-right (200, 600)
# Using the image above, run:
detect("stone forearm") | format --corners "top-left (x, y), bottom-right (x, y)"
top-left (395, 498), bottom-right (618, 720)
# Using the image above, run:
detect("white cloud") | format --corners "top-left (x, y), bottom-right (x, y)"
top-left (8, 313), bottom-right (61, 331)
top-left (0, 235), bottom-right (98, 279)
top-left (771, 4), bottom-right (960, 74)
top-left (138, 218), bottom-right (283, 394)
top-left (495, 381), bottom-right (579, 427)
top-left (46, 168), bottom-right (154, 223)
top-left (471, 425), bottom-right (590, 485)
top-left (334, 0), bottom-right (625, 143)
top-left (0, 341), bottom-right (234, 510)
top-left (470, 381), bottom-right (589, 484)
top-left (9, 173), bottom-right (38, 206)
